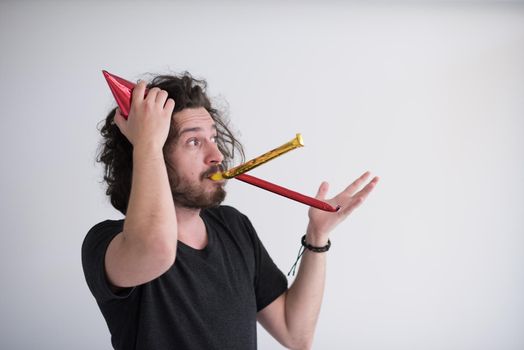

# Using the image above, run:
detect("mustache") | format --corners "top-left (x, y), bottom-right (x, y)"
top-left (201, 164), bottom-right (225, 180)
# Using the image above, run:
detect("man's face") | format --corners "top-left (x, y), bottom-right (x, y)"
top-left (166, 107), bottom-right (226, 209)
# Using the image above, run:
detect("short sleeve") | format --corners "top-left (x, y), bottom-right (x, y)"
top-left (238, 214), bottom-right (288, 312)
top-left (81, 220), bottom-right (134, 303)
top-left (254, 238), bottom-right (288, 311)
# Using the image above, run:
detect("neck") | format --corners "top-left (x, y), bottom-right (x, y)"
top-left (175, 205), bottom-right (201, 223)
top-left (175, 205), bottom-right (207, 249)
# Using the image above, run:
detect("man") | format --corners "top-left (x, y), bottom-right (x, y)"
top-left (82, 72), bottom-right (379, 349)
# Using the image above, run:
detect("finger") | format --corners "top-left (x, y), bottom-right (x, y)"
top-left (342, 171), bottom-right (371, 197)
top-left (155, 90), bottom-right (169, 105)
top-left (315, 181), bottom-right (329, 200)
top-left (113, 108), bottom-right (126, 131)
top-left (132, 80), bottom-right (148, 102)
top-left (356, 176), bottom-right (379, 201)
top-left (340, 176), bottom-right (379, 215)
top-left (145, 87), bottom-right (160, 103)
top-left (164, 98), bottom-right (175, 114)
top-left (339, 197), bottom-right (364, 216)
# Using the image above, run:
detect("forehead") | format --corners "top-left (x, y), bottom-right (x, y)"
top-left (173, 107), bottom-right (215, 133)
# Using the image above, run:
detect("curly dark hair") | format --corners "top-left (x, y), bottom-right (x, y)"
top-left (97, 72), bottom-right (244, 215)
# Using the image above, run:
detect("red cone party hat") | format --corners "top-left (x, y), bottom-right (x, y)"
top-left (102, 70), bottom-right (137, 119)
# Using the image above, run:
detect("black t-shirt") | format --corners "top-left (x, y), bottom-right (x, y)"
top-left (82, 205), bottom-right (288, 350)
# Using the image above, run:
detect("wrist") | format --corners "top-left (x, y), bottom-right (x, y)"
top-left (302, 234), bottom-right (331, 251)
top-left (133, 143), bottom-right (165, 161)
top-left (305, 227), bottom-right (329, 247)
top-left (288, 233), bottom-right (331, 276)
top-left (305, 235), bottom-right (329, 247)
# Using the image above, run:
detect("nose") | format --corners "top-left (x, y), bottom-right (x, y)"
top-left (205, 141), bottom-right (224, 165)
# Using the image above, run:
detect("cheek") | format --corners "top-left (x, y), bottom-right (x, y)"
top-left (168, 149), bottom-right (205, 177)
top-left (182, 157), bottom-right (202, 178)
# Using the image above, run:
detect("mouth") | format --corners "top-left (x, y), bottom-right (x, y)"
top-left (208, 172), bottom-right (225, 181)
top-left (203, 165), bottom-right (225, 182)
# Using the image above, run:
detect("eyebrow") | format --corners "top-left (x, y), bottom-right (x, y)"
top-left (178, 124), bottom-right (217, 137)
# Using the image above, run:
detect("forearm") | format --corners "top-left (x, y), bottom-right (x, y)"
top-left (260, 175), bottom-right (378, 349)
top-left (123, 145), bottom-right (177, 253)
top-left (284, 231), bottom-right (328, 348)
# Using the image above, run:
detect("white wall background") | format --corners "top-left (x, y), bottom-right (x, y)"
top-left (1, 1), bottom-right (523, 349)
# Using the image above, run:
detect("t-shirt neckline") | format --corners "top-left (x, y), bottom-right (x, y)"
top-left (176, 210), bottom-right (215, 258)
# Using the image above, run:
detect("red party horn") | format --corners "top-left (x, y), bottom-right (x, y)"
top-left (235, 174), bottom-right (339, 212)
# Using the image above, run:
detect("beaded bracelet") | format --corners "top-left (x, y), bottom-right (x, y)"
top-left (301, 234), bottom-right (331, 253)
top-left (288, 235), bottom-right (331, 276)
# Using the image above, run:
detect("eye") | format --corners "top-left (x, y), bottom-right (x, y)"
top-left (187, 138), bottom-right (200, 147)
top-left (211, 135), bottom-right (219, 144)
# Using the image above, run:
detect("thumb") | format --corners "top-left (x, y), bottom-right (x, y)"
top-left (315, 181), bottom-right (329, 200)
top-left (113, 108), bottom-right (126, 131)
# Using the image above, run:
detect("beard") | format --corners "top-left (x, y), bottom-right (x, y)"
top-left (168, 165), bottom-right (226, 209)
